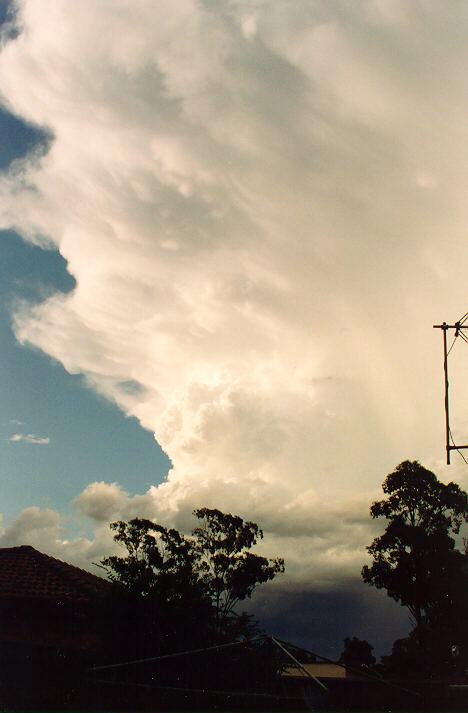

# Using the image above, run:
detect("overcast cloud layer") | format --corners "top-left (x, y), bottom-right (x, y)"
top-left (1, 0), bottom-right (468, 589)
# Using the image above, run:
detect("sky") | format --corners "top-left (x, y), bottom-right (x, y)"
top-left (1, 0), bottom-right (468, 656)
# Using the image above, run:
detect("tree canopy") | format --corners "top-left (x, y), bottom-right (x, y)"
top-left (101, 518), bottom-right (204, 603)
top-left (362, 460), bottom-right (468, 668)
top-left (193, 507), bottom-right (284, 625)
top-left (367, 460), bottom-right (467, 534)
top-left (339, 637), bottom-right (376, 670)
top-left (101, 508), bottom-right (284, 646)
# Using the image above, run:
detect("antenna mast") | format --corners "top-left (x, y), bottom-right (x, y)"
top-left (433, 316), bottom-right (468, 464)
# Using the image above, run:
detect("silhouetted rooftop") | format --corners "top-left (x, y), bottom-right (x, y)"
top-left (0, 545), bottom-right (110, 601)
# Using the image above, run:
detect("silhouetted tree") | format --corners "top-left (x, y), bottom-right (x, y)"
top-left (381, 634), bottom-right (426, 678)
top-left (101, 509), bottom-right (285, 652)
top-left (362, 460), bottom-right (468, 667)
top-left (101, 519), bottom-right (211, 656)
top-left (102, 518), bottom-right (203, 602)
top-left (339, 637), bottom-right (376, 670)
top-left (193, 508), bottom-right (285, 636)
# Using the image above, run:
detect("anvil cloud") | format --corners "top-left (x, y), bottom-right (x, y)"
top-left (1, 0), bottom-right (468, 584)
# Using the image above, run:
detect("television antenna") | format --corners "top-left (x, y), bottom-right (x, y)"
top-left (433, 313), bottom-right (468, 464)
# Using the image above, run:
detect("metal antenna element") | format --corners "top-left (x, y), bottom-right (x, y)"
top-left (433, 315), bottom-right (468, 464)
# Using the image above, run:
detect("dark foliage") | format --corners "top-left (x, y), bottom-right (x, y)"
top-left (339, 637), bottom-right (376, 671)
top-left (100, 509), bottom-right (284, 656)
top-left (193, 507), bottom-right (285, 632)
top-left (362, 460), bottom-right (468, 674)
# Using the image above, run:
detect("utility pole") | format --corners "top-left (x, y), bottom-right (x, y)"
top-left (433, 318), bottom-right (468, 464)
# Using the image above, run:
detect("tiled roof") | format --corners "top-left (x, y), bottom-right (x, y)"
top-left (0, 545), bottom-right (110, 601)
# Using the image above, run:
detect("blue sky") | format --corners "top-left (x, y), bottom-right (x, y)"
top-left (0, 107), bottom-right (170, 525)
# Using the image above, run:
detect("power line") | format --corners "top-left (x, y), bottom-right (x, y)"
top-left (446, 334), bottom-right (458, 356)
top-left (458, 330), bottom-right (468, 346)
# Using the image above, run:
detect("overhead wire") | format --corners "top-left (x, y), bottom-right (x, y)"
top-left (446, 333), bottom-right (458, 356)
top-left (457, 449), bottom-right (468, 467)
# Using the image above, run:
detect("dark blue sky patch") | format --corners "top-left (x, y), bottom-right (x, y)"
top-left (0, 0), bottom-right (14, 28)
top-left (0, 0), bottom-right (27, 42)
top-left (0, 107), bottom-right (52, 171)
top-left (0, 3), bottom-right (52, 171)
top-left (0, 230), bottom-right (75, 299)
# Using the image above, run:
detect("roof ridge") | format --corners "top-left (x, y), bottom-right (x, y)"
top-left (29, 547), bottom-right (109, 591)
top-left (0, 545), bottom-right (110, 600)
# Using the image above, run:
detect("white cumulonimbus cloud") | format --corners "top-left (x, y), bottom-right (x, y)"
top-left (1, 1), bottom-right (468, 580)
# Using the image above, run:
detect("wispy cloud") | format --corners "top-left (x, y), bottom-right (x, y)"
top-left (9, 433), bottom-right (50, 445)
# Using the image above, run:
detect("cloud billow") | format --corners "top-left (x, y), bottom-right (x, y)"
top-left (1, 1), bottom-right (468, 582)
